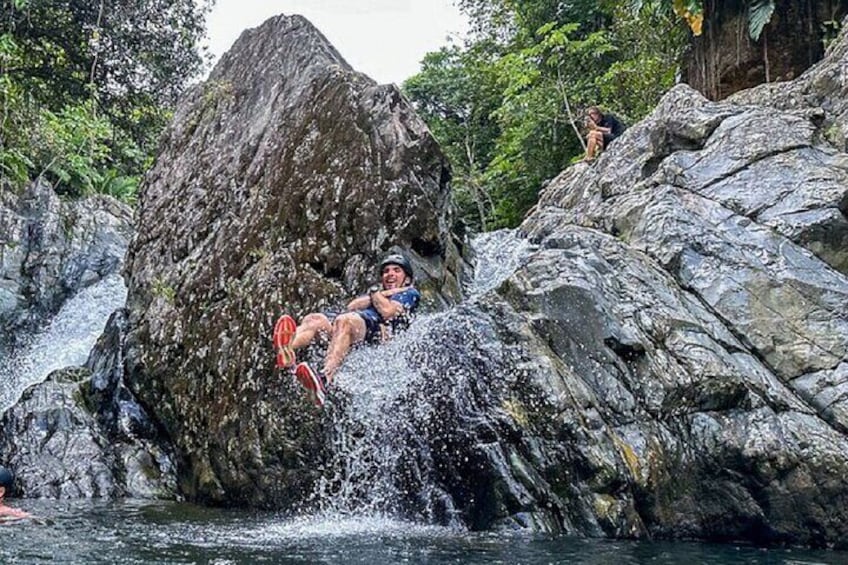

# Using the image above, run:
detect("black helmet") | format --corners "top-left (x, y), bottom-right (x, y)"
top-left (0, 466), bottom-right (14, 490)
top-left (379, 253), bottom-right (413, 280)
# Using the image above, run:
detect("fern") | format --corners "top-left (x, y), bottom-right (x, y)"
top-left (748, 0), bottom-right (775, 41)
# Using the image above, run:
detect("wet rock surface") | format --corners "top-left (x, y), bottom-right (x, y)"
top-left (0, 180), bottom-right (132, 352)
top-left (121, 14), bottom-right (458, 506)
top-left (0, 180), bottom-right (146, 499)
top-left (446, 230), bottom-right (848, 546)
top-left (0, 310), bottom-right (178, 499)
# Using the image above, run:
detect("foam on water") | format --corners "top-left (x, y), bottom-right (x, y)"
top-left (257, 514), bottom-right (457, 541)
top-left (0, 274), bottom-right (127, 412)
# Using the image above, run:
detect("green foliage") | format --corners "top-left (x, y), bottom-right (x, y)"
top-left (485, 22), bottom-right (614, 228)
top-left (3, 0), bottom-right (210, 126)
top-left (404, 44), bottom-right (501, 230)
top-left (406, 0), bottom-right (689, 231)
top-left (597, 4), bottom-right (686, 118)
top-left (665, 0), bottom-right (782, 41)
top-left (821, 18), bottom-right (843, 49)
top-left (35, 101), bottom-right (112, 194)
top-left (151, 276), bottom-right (176, 303)
top-left (1, 94), bottom-right (145, 199)
top-left (747, 0), bottom-right (776, 41)
top-left (0, 145), bottom-right (33, 184)
top-left (0, 0), bottom-right (210, 202)
top-left (98, 169), bottom-right (140, 204)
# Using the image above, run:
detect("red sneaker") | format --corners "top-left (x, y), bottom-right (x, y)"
top-left (273, 315), bottom-right (297, 369)
top-left (294, 362), bottom-right (327, 407)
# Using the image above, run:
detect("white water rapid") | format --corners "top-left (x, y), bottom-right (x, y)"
top-left (0, 274), bottom-right (127, 412)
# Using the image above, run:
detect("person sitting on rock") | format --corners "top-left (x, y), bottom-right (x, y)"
top-left (584, 106), bottom-right (625, 161)
top-left (0, 466), bottom-right (30, 521)
top-left (273, 253), bottom-right (421, 406)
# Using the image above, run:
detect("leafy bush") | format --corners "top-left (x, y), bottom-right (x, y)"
top-left (34, 101), bottom-right (113, 196)
top-left (0, 0), bottom-right (209, 203)
top-left (405, 1), bottom-right (689, 231)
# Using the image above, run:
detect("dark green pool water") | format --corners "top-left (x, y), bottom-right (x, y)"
top-left (3, 499), bottom-right (846, 564)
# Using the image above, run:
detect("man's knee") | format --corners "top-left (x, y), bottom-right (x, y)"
top-left (333, 313), bottom-right (358, 331)
top-left (332, 313), bottom-right (365, 338)
top-left (301, 313), bottom-right (331, 331)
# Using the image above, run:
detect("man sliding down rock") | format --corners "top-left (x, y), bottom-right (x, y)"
top-left (273, 253), bottom-right (421, 407)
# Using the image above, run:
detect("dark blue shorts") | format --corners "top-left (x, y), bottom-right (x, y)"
top-left (323, 310), bottom-right (382, 344)
top-left (358, 313), bottom-right (383, 344)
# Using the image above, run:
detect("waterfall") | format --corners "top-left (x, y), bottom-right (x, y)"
top-left (309, 314), bottom-right (459, 524)
top-left (467, 229), bottom-right (534, 297)
top-left (307, 229), bottom-right (535, 525)
top-left (0, 274), bottom-right (127, 412)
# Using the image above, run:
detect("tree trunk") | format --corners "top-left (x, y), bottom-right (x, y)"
top-left (682, 0), bottom-right (847, 100)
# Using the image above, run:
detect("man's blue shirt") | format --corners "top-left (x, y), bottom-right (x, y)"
top-left (359, 287), bottom-right (421, 332)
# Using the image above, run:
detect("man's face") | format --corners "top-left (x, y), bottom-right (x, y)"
top-left (380, 264), bottom-right (407, 289)
top-left (588, 110), bottom-right (601, 124)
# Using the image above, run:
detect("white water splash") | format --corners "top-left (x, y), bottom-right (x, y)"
top-left (309, 313), bottom-right (457, 522)
top-left (468, 229), bottom-right (535, 296)
top-left (0, 274), bottom-right (127, 412)
top-left (256, 514), bottom-right (455, 541)
top-left (305, 230), bottom-right (536, 526)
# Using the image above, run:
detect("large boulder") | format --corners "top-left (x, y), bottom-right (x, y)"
top-left (435, 23), bottom-right (848, 546)
top-left (121, 14), bottom-right (460, 506)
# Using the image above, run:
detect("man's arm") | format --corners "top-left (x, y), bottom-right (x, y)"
top-left (370, 289), bottom-right (405, 320)
top-left (345, 286), bottom-right (411, 313)
top-left (0, 505), bottom-right (30, 519)
top-left (346, 295), bottom-right (371, 311)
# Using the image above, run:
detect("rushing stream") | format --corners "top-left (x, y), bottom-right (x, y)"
top-left (0, 274), bottom-right (127, 412)
top-left (3, 234), bottom-right (848, 562)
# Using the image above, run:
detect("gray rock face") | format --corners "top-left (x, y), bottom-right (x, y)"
top-left (0, 180), bottom-right (152, 499)
top-left (0, 311), bottom-right (178, 499)
top-left (449, 229), bottom-right (848, 546)
top-left (0, 180), bottom-right (132, 351)
top-left (458, 25), bottom-right (848, 546)
top-left (122, 14), bottom-right (458, 506)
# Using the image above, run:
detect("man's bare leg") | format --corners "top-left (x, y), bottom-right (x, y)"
top-left (291, 313), bottom-right (333, 350)
top-left (323, 313), bottom-right (367, 382)
top-left (585, 130), bottom-right (603, 161)
top-left (592, 131), bottom-right (604, 158)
